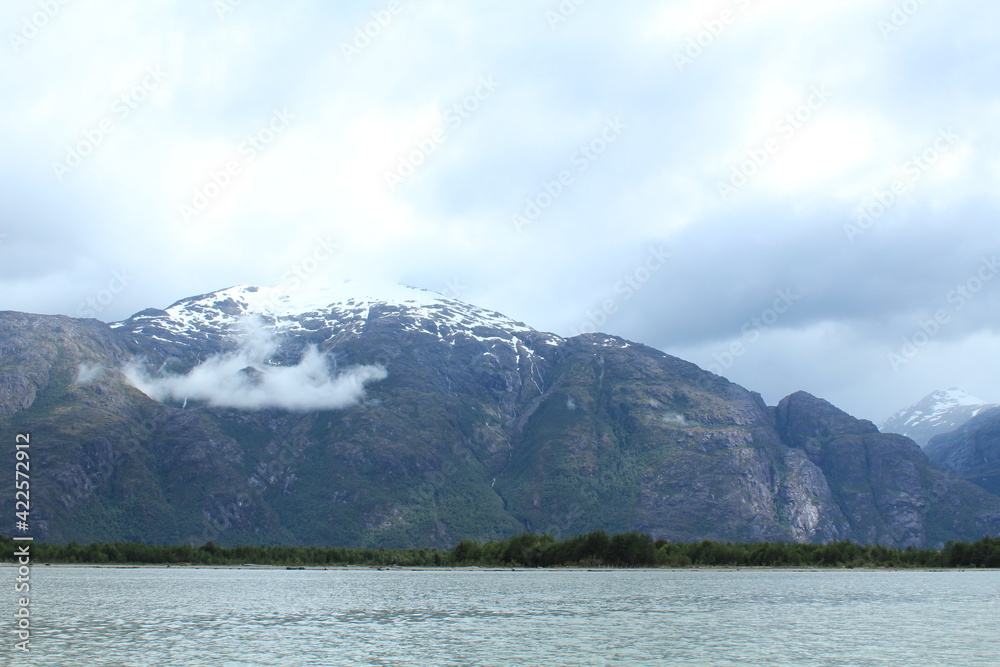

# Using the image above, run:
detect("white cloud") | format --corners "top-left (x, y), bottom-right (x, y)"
top-left (74, 363), bottom-right (104, 385)
top-left (2, 0), bottom-right (999, 422)
top-left (124, 320), bottom-right (387, 411)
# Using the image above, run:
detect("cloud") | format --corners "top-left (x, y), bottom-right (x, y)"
top-left (3, 0), bottom-right (1000, 424)
top-left (124, 319), bottom-right (386, 411)
top-left (74, 363), bottom-right (104, 385)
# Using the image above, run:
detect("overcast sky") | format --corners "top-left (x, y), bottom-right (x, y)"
top-left (2, 0), bottom-right (998, 423)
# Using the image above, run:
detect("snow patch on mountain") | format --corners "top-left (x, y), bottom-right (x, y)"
top-left (116, 282), bottom-right (551, 350)
top-left (880, 388), bottom-right (999, 448)
top-left (929, 387), bottom-right (986, 411)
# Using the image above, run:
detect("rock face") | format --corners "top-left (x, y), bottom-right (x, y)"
top-left (880, 388), bottom-right (998, 448)
top-left (926, 408), bottom-right (1000, 496)
top-left (2, 284), bottom-right (999, 549)
top-left (775, 392), bottom-right (1000, 547)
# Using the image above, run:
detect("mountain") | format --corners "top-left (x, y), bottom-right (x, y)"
top-left (2, 283), bottom-right (1000, 549)
top-left (879, 388), bottom-right (998, 448)
top-left (926, 407), bottom-right (1000, 496)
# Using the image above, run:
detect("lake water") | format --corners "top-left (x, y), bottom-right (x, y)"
top-left (5, 566), bottom-right (999, 666)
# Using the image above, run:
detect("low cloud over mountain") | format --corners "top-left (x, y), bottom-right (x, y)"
top-left (125, 318), bottom-right (387, 411)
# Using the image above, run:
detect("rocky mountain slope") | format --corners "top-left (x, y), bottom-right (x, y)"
top-left (2, 283), bottom-right (999, 549)
top-left (926, 408), bottom-right (1000, 496)
top-left (880, 388), bottom-right (998, 447)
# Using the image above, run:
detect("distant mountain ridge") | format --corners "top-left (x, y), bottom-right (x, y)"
top-left (2, 283), bottom-right (1000, 549)
top-left (879, 388), bottom-right (998, 448)
top-left (926, 407), bottom-right (1000, 496)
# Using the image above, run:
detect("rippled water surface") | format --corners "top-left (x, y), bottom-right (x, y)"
top-left (6, 566), bottom-right (999, 666)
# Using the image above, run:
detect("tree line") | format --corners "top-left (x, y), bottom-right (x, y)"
top-left (452, 532), bottom-right (1000, 568)
top-left (3, 532), bottom-right (999, 568)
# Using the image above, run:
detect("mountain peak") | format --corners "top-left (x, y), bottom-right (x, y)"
top-left (929, 387), bottom-right (986, 409)
top-left (108, 282), bottom-right (561, 379)
top-left (156, 281), bottom-right (511, 321)
top-left (112, 281), bottom-right (541, 345)
top-left (880, 388), bottom-right (998, 447)
top-left (188, 282), bottom-right (459, 316)
top-left (775, 390), bottom-right (879, 449)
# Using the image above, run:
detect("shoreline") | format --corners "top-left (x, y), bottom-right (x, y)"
top-left (3, 563), bottom-right (997, 572)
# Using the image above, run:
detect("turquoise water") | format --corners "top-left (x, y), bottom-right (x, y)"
top-left (6, 566), bottom-right (999, 666)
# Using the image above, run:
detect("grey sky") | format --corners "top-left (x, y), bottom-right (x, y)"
top-left (2, 0), bottom-right (998, 422)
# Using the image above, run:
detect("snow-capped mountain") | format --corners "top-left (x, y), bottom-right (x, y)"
top-left (112, 282), bottom-right (558, 351)
top-left (879, 388), bottom-right (999, 448)
top-left (113, 282), bottom-right (538, 339)
top-left (113, 282), bottom-right (567, 413)
top-left (110, 282), bottom-right (574, 380)
top-left (4, 283), bottom-right (1000, 549)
